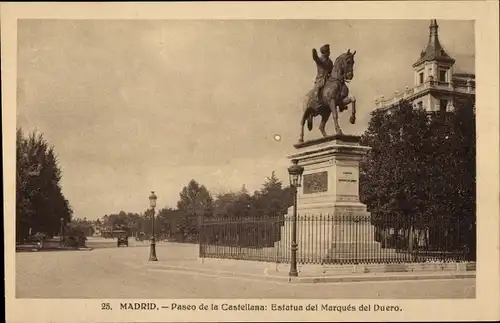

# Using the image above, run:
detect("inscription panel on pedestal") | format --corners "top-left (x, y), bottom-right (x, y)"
top-left (303, 171), bottom-right (328, 194)
top-left (336, 166), bottom-right (359, 196)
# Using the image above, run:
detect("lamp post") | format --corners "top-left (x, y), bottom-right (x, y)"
top-left (60, 218), bottom-right (65, 246)
top-left (288, 159), bottom-right (304, 277)
top-left (148, 191), bottom-right (158, 261)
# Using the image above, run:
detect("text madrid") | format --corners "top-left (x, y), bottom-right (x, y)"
top-left (119, 303), bottom-right (401, 312)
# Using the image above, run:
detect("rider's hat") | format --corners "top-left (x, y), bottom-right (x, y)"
top-left (320, 44), bottom-right (330, 54)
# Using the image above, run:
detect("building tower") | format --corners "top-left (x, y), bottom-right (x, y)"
top-left (375, 19), bottom-right (475, 113)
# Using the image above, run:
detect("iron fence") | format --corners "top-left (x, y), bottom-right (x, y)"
top-left (198, 213), bottom-right (475, 264)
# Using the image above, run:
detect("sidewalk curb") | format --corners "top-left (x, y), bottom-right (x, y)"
top-left (291, 272), bottom-right (476, 284)
top-left (144, 263), bottom-right (476, 284)
top-left (16, 247), bottom-right (94, 252)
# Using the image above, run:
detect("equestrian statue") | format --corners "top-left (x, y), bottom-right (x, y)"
top-left (299, 44), bottom-right (357, 143)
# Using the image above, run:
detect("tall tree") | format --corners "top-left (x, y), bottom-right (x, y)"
top-left (261, 171), bottom-right (283, 195)
top-left (174, 180), bottom-right (214, 241)
top-left (425, 98), bottom-right (476, 252)
top-left (16, 128), bottom-right (73, 241)
top-left (360, 100), bottom-right (430, 224)
top-left (176, 179), bottom-right (214, 217)
top-left (249, 171), bottom-right (292, 217)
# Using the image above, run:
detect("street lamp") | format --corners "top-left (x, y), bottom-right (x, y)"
top-left (148, 191), bottom-right (158, 261)
top-left (60, 218), bottom-right (65, 246)
top-left (287, 159), bottom-right (304, 277)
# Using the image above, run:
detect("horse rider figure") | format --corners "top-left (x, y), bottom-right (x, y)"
top-left (312, 44), bottom-right (334, 110)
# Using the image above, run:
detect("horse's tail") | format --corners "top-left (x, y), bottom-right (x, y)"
top-left (304, 90), bottom-right (315, 131)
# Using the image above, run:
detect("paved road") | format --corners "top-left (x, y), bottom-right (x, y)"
top-left (16, 243), bottom-right (475, 299)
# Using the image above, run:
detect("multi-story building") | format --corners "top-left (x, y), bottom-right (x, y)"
top-left (375, 19), bottom-right (475, 113)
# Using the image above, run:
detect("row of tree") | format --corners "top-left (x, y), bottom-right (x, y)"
top-left (16, 129), bottom-right (73, 242)
top-left (99, 172), bottom-right (293, 242)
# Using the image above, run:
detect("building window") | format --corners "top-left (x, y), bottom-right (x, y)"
top-left (439, 70), bottom-right (447, 82)
top-left (440, 99), bottom-right (448, 112)
top-left (417, 101), bottom-right (423, 110)
top-left (419, 72), bottom-right (424, 84)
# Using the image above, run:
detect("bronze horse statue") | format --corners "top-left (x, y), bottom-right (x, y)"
top-left (299, 49), bottom-right (357, 143)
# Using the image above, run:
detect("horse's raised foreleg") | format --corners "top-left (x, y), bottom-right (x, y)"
top-left (349, 96), bottom-right (356, 124)
top-left (340, 95), bottom-right (357, 123)
top-left (328, 99), bottom-right (343, 135)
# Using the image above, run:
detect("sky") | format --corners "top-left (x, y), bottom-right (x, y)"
top-left (16, 19), bottom-right (475, 220)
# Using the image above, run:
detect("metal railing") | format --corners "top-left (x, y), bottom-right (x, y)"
top-left (199, 215), bottom-right (284, 262)
top-left (198, 213), bottom-right (475, 264)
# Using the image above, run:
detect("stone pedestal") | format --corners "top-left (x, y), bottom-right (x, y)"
top-left (292, 135), bottom-right (369, 213)
top-left (277, 135), bottom-right (382, 262)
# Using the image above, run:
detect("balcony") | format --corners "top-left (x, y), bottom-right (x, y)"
top-left (375, 79), bottom-right (475, 110)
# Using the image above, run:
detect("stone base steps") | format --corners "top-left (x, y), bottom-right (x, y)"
top-left (273, 261), bottom-right (476, 275)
